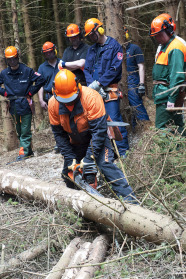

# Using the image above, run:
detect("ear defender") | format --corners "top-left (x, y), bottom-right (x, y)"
top-left (162, 20), bottom-right (174, 35)
top-left (124, 27), bottom-right (129, 39)
top-left (98, 26), bottom-right (104, 35)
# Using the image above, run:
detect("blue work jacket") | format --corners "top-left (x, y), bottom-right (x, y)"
top-left (38, 58), bottom-right (60, 93)
top-left (84, 37), bottom-right (123, 87)
top-left (0, 63), bottom-right (45, 115)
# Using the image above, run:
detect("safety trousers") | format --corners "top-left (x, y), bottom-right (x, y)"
top-left (13, 113), bottom-right (33, 156)
top-left (62, 137), bottom-right (136, 202)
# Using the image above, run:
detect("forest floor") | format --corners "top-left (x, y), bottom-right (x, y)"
top-left (0, 101), bottom-right (186, 278)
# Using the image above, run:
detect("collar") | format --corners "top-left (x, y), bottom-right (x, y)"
top-left (59, 97), bottom-right (83, 116)
top-left (45, 58), bottom-right (60, 67)
top-left (161, 35), bottom-right (175, 52)
top-left (125, 42), bottom-right (131, 50)
top-left (97, 36), bottom-right (111, 47)
top-left (69, 42), bottom-right (84, 50)
top-left (7, 64), bottom-right (22, 74)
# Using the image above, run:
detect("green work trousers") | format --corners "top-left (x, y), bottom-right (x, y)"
top-left (13, 113), bottom-right (32, 156)
top-left (155, 103), bottom-right (186, 135)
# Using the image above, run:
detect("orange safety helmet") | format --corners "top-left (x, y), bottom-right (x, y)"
top-left (149, 13), bottom-right (175, 36)
top-left (53, 69), bottom-right (81, 103)
top-left (84, 18), bottom-right (103, 36)
top-left (4, 46), bottom-right (18, 58)
top-left (42, 41), bottom-right (56, 53)
top-left (66, 24), bottom-right (80, 37)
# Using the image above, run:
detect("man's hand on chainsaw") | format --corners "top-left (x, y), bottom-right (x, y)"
top-left (67, 159), bottom-right (77, 171)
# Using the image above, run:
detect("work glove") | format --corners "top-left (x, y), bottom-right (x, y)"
top-left (67, 159), bottom-right (77, 171)
top-left (88, 81), bottom-right (107, 100)
top-left (58, 60), bottom-right (66, 70)
top-left (167, 101), bottom-right (175, 108)
top-left (99, 87), bottom-right (107, 100)
top-left (88, 80), bottom-right (101, 92)
top-left (138, 83), bottom-right (145, 98)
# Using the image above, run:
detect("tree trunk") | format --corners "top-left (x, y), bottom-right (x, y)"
top-left (104, 0), bottom-right (129, 122)
top-left (46, 238), bottom-right (83, 279)
top-left (11, 0), bottom-right (21, 58)
top-left (75, 235), bottom-right (109, 279)
top-left (0, 99), bottom-right (18, 151)
top-left (22, 0), bottom-right (44, 127)
top-left (0, 240), bottom-right (48, 278)
top-left (0, 8), bottom-right (18, 151)
top-left (74, 0), bottom-right (82, 25)
top-left (0, 169), bottom-right (185, 250)
top-left (61, 242), bottom-right (92, 278)
top-left (22, 0), bottom-right (36, 70)
top-left (176, 0), bottom-right (186, 40)
top-left (52, 0), bottom-right (64, 56)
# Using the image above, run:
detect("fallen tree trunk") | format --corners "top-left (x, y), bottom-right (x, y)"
top-left (0, 240), bottom-right (48, 278)
top-left (62, 242), bottom-right (92, 279)
top-left (46, 238), bottom-right (83, 279)
top-left (75, 234), bottom-right (109, 279)
top-left (0, 169), bottom-right (185, 250)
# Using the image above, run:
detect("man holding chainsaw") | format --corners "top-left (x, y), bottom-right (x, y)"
top-left (48, 69), bottom-right (136, 202)
top-left (83, 18), bottom-right (129, 158)
top-left (0, 46), bottom-right (45, 161)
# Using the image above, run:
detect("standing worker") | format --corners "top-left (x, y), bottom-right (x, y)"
top-left (48, 69), bottom-right (136, 202)
top-left (83, 18), bottom-right (129, 158)
top-left (0, 46), bottom-right (45, 161)
top-left (38, 41), bottom-right (61, 153)
top-left (124, 28), bottom-right (149, 128)
top-left (149, 13), bottom-right (186, 134)
top-left (58, 24), bottom-right (89, 85)
top-left (38, 42), bottom-right (60, 110)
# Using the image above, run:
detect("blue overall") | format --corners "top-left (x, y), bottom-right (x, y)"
top-left (126, 43), bottom-right (149, 127)
top-left (84, 37), bottom-right (129, 155)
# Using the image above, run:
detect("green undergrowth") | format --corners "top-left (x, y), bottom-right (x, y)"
top-left (124, 128), bottom-right (186, 214)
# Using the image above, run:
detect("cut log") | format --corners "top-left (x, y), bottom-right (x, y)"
top-left (46, 238), bottom-right (83, 279)
top-left (0, 169), bottom-right (185, 250)
top-left (61, 242), bottom-right (92, 279)
top-left (75, 234), bottom-right (109, 279)
top-left (0, 240), bottom-right (48, 278)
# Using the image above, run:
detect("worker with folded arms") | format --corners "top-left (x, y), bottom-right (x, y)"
top-left (48, 69), bottom-right (136, 202)
top-left (149, 13), bottom-right (186, 135)
top-left (58, 23), bottom-right (89, 85)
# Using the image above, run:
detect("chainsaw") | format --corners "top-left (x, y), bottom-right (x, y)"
top-left (68, 162), bottom-right (103, 197)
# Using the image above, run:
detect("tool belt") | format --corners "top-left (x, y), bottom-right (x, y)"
top-left (153, 80), bottom-right (169, 86)
top-left (104, 84), bottom-right (123, 102)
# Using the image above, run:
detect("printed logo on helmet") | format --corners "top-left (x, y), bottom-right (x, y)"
top-left (117, 52), bottom-right (123, 60)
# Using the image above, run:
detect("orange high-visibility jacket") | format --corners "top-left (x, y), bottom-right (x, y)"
top-left (48, 86), bottom-right (108, 162)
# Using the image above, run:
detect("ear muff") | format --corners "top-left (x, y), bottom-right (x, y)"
top-left (162, 20), bottom-right (174, 35)
top-left (98, 26), bottom-right (104, 35)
